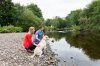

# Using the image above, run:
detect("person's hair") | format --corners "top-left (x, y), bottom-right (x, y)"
top-left (39, 26), bottom-right (43, 29)
top-left (38, 26), bottom-right (45, 33)
top-left (29, 27), bottom-right (35, 32)
top-left (43, 29), bottom-right (45, 33)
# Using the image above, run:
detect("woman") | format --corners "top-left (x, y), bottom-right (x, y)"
top-left (23, 27), bottom-right (37, 52)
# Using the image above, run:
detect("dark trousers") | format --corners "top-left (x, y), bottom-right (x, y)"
top-left (26, 44), bottom-right (36, 51)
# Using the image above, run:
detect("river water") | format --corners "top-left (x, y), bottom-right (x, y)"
top-left (46, 31), bottom-right (100, 66)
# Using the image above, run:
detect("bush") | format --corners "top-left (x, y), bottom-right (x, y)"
top-left (18, 8), bottom-right (42, 31)
top-left (70, 25), bottom-right (80, 31)
top-left (0, 26), bottom-right (23, 33)
top-left (45, 26), bottom-right (54, 31)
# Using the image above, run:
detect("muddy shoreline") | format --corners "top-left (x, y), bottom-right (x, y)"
top-left (0, 33), bottom-right (58, 66)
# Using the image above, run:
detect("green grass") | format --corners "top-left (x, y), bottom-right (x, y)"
top-left (0, 26), bottom-right (23, 33)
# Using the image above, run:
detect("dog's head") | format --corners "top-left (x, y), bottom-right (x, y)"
top-left (43, 35), bottom-right (49, 40)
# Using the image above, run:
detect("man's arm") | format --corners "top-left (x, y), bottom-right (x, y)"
top-left (35, 31), bottom-right (41, 41)
top-left (36, 35), bottom-right (40, 41)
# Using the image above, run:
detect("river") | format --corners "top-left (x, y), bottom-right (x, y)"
top-left (46, 31), bottom-right (100, 66)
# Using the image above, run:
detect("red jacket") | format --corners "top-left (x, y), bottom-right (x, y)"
top-left (23, 33), bottom-right (34, 49)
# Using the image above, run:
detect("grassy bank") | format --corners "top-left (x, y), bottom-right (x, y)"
top-left (0, 26), bottom-right (23, 33)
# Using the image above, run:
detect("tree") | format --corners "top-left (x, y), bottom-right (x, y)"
top-left (19, 8), bottom-right (42, 31)
top-left (0, 0), bottom-right (15, 26)
top-left (0, 0), bottom-right (44, 32)
top-left (65, 9), bottom-right (82, 27)
top-left (79, 0), bottom-right (100, 30)
top-left (45, 19), bottom-right (52, 26)
top-left (45, 16), bottom-right (67, 30)
top-left (13, 3), bottom-right (24, 26)
top-left (27, 4), bottom-right (43, 19)
top-left (57, 17), bottom-right (67, 29)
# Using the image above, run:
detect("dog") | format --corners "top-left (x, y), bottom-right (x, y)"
top-left (30, 35), bottom-right (49, 58)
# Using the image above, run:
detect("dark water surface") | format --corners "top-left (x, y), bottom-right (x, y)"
top-left (46, 31), bottom-right (100, 66)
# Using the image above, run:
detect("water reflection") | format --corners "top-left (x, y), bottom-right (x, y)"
top-left (46, 31), bottom-right (100, 60)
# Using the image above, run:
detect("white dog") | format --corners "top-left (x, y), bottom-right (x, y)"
top-left (30, 35), bottom-right (49, 58)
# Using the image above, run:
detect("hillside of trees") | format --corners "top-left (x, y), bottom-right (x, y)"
top-left (0, 0), bottom-right (100, 32)
top-left (45, 0), bottom-right (100, 31)
top-left (0, 0), bottom-right (43, 32)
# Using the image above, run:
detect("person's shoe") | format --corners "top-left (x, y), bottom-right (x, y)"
top-left (27, 50), bottom-right (34, 53)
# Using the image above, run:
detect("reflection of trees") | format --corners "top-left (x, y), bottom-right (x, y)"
top-left (65, 31), bottom-right (100, 60)
top-left (46, 32), bottom-right (65, 41)
top-left (46, 31), bottom-right (100, 60)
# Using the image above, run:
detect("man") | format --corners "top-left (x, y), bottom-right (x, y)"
top-left (23, 27), bottom-right (37, 52)
top-left (34, 26), bottom-right (44, 44)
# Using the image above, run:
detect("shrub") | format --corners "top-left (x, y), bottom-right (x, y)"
top-left (70, 25), bottom-right (80, 31)
top-left (18, 8), bottom-right (42, 31)
top-left (0, 26), bottom-right (23, 33)
top-left (45, 26), bottom-right (54, 31)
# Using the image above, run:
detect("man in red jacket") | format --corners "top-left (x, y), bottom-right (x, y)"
top-left (23, 27), bottom-right (36, 52)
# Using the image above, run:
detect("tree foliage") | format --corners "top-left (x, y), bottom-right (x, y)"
top-left (79, 0), bottom-right (100, 30)
top-left (0, 0), bottom-right (43, 31)
top-left (65, 9), bottom-right (82, 26)
top-left (27, 4), bottom-right (43, 19)
top-left (45, 16), bottom-right (67, 30)
top-left (0, 0), bottom-right (100, 32)
top-left (19, 8), bottom-right (42, 31)
top-left (0, 0), bottom-right (15, 26)
top-left (43, 0), bottom-right (100, 31)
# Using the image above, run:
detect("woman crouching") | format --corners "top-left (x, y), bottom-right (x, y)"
top-left (23, 27), bottom-right (37, 53)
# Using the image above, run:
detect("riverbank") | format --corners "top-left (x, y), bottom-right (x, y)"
top-left (0, 33), bottom-right (57, 66)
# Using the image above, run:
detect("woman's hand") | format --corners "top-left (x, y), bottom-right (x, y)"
top-left (34, 43), bottom-right (37, 46)
top-left (34, 43), bottom-right (40, 47)
top-left (36, 35), bottom-right (40, 41)
top-left (37, 44), bottom-right (40, 47)
top-left (37, 39), bottom-right (40, 41)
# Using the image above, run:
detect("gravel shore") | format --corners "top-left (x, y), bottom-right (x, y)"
top-left (0, 33), bottom-right (57, 66)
